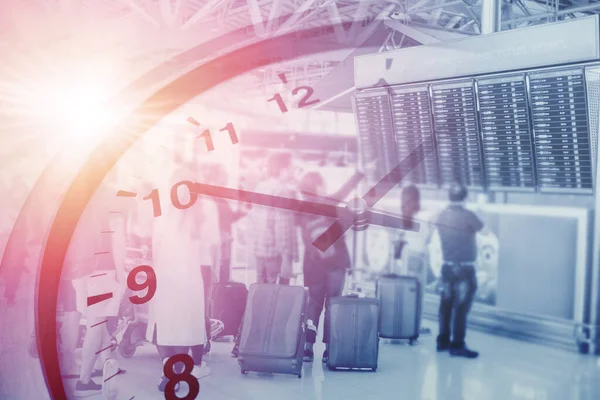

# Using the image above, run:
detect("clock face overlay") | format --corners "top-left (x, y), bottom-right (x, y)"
top-left (0, 19), bottom-right (426, 399)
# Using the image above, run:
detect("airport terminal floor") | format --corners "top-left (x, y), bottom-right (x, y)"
top-left (68, 322), bottom-right (600, 400)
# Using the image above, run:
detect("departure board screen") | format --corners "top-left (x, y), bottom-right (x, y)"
top-left (529, 68), bottom-right (594, 193)
top-left (354, 89), bottom-right (398, 182)
top-left (389, 85), bottom-right (438, 186)
top-left (477, 75), bottom-right (536, 191)
top-left (431, 80), bottom-right (484, 188)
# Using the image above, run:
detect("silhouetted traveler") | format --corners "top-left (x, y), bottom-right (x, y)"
top-left (435, 183), bottom-right (483, 359)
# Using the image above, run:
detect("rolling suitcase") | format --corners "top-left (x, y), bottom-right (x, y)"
top-left (210, 281), bottom-right (248, 338)
top-left (238, 283), bottom-right (307, 378)
top-left (326, 296), bottom-right (379, 371)
top-left (377, 274), bottom-right (421, 344)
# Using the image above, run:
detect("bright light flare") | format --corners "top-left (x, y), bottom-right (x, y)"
top-left (30, 77), bottom-right (120, 138)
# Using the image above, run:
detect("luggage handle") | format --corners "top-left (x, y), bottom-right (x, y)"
top-left (276, 273), bottom-right (299, 285)
top-left (342, 268), bottom-right (370, 297)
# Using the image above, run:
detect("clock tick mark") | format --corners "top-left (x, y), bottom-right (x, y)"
top-left (95, 344), bottom-right (115, 356)
top-left (277, 73), bottom-right (288, 83)
top-left (91, 319), bottom-right (108, 328)
top-left (87, 293), bottom-right (113, 306)
top-left (186, 116), bottom-right (200, 126)
top-left (103, 369), bottom-right (123, 382)
top-left (116, 190), bottom-right (137, 197)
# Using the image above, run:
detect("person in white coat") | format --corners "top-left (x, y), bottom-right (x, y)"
top-left (146, 163), bottom-right (220, 392)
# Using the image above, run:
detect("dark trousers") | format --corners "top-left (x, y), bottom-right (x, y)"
top-left (437, 263), bottom-right (477, 348)
top-left (219, 240), bottom-right (232, 283)
top-left (306, 267), bottom-right (345, 344)
top-left (256, 255), bottom-right (283, 284)
top-left (219, 258), bottom-right (231, 283)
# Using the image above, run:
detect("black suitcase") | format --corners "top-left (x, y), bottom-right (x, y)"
top-left (238, 283), bottom-right (307, 378)
top-left (210, 281), bottom-right (248, 338)
top-left (327, 296), bottom-right (379, 371)
top-left (377, 274), bottom-right (421, 344)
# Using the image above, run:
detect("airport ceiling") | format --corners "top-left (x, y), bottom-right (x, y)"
top-left (2, 0), bottom-right (600, 108)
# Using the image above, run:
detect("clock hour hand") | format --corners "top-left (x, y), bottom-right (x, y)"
top-left (362, 143), bottom-right (427, 208)
top-left (329, 171), bottom-right (365, 201)
top-left (313, 143), bottom-right (428, 252)
top-left (194, 182), bottom-right (353, 219)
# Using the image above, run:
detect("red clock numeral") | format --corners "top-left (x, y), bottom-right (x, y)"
top-left (191, 120), bottom-right (238, 152)
top-left (144, 188), bottom-right (162, 217)
top-left (268, 85), bottom-right (320, 113)
top-left (198, 129), bottom-right (215, 152)
top-left (171, 180), bottom-right (197, 210)
top-left (293, 86), bottom-right (320, 108)
top-left (268, 93), bottom-right (288, 113)
top-left (164, 354), bottom-right (200, 400)
top-left (219, 122), bottom-right (239, 144)
top-left (128, 265), bottom-right (157, 305)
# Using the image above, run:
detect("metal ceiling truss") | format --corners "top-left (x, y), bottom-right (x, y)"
top-left (394, 0), bottom-right (600, 34)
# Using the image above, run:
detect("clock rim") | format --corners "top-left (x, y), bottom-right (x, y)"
top-left (21, 23), bottom-right (364, 399)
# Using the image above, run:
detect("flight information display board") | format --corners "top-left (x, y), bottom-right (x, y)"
top-left (354, 89), bottom-right (397, 182)
top-left (431, 80), bottom-right (484, 188)
top-left (529, 67), bottom-right (594, 193)
top-left (389, 85), bottom-right (438, 186)
top-left (477, 74), bottom-right (536, 191)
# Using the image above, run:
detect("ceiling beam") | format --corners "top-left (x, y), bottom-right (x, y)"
top-left (409, 0), bottom-right (467, 14)
top-left (246, 0), bottom-right (266, 36)
top-left (276, 0), bottom-right (323, 32)
top-left (124, 0), bottom-right (161, 27)
top-left (502, 2), bottom-right (600, 25)
top-left (265, 0), bottom-right (285, 32)
top-left (383, 18), bottom-right (441, 44)
top-left (346, 1), bottom-right (370, 43)
top-left (182, 0), bottom-right (225, 29)
top-left (327, 2), bottom-right (347, 43)
top-left (158, 0), bottom-right (183, 27)
top-left (356, 4), bottom-right (397, 43)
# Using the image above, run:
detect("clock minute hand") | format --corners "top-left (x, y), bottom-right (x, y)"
top-left (312, 143), bottom-right (428, 252)
top-left (366, 210), bottom-right (420, 232)
top-left (194, 183), bottom-right (353, 219)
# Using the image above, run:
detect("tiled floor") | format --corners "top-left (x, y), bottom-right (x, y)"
top-left (2, 274), bottom-right (600, 400)
top-left (67, 321), bottom-right (600, 400)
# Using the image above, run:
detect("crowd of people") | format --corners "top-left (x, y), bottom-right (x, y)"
top-left (13, 148), bottom-right (486, 397)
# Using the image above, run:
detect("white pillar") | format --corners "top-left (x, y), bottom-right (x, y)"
top-left (481, 0), bottom-right (502, 34)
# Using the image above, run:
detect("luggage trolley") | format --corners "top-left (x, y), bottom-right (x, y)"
top-left (116, 246), bottom-right (151, 358)
top-left (116, 246), bottom-right (225, 358)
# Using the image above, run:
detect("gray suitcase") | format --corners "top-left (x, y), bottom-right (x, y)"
top-left (238, 283), bottom-right (307, 378)
top-left (326, 296), bottom-right (379, 371)
top-left (377, 274), bottom-right (421, 344)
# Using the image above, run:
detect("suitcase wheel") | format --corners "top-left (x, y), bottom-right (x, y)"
top-left (297, 372), bottom-right (302, 379)
top-left (371, 367), bottom-right (377, 372)
top-left (409, 339), bottom-right (418, 346)
top-left (241, 369), bottom-right (247, 375)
